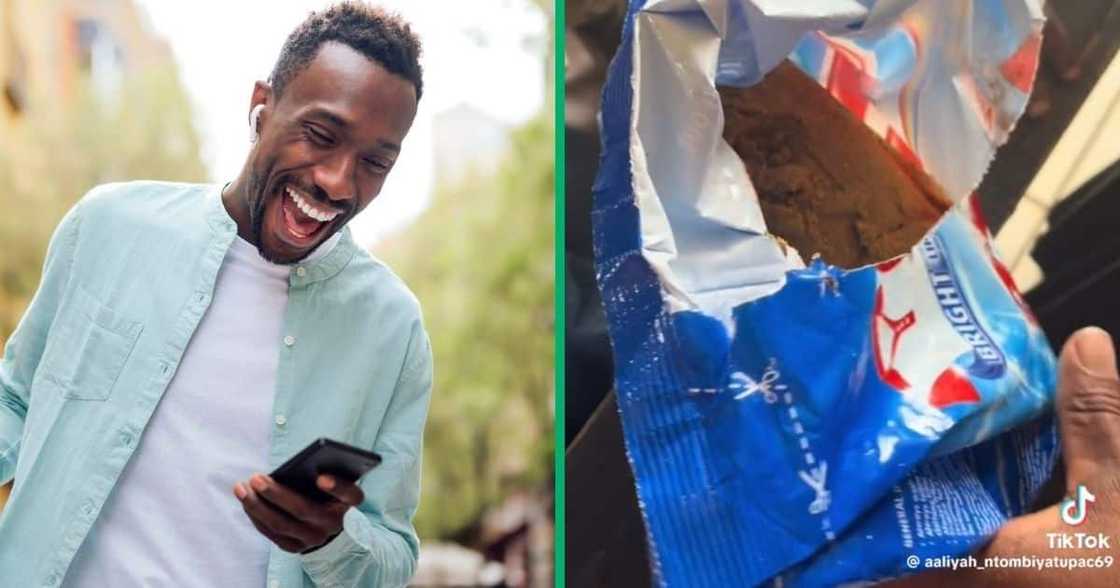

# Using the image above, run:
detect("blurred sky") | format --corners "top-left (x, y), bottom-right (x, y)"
top-left (133, 0), bottom-right (546, 245)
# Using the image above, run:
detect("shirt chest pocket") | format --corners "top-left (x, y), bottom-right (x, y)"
top-left (38, 286), bottom-right (144, 401)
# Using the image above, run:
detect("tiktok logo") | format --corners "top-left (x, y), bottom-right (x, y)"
top-left (1061, 485), bottom-right (1096, 526)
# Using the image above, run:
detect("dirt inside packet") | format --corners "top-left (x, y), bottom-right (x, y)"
top-left (720, 61), bottom-right (953, 269)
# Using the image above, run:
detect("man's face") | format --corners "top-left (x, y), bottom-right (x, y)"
top-left (246, 41), bottom-right (418, 264)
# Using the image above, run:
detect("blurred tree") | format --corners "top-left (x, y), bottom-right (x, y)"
top-left (377, 113), bottom-right (554, 541)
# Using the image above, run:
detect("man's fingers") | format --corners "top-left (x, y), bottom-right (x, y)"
top-left (1058, 327), bottom-right (1120, 494)
top-left (233, 473), bottom-right (357, 552)
top-left (238, 482), bottom-right (312, 543)
top-left (251, 475), bottom-right (332, 526)
top-left (317, 474), bottom-right (364, 507)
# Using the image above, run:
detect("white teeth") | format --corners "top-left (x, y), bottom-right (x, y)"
top-left (285, 187), bottom-right (340, 223)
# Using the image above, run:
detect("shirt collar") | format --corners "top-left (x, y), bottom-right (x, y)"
top-left (205, 183), bottom-right (357, 286)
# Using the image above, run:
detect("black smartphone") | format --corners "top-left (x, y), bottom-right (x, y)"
top-left (270, 438), bottom-right (382, 502)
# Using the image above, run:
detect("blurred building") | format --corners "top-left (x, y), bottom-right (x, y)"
top-left (0, 0), bottom-right (170, 127)
top-left (432, 103), bottom-right (509, 182)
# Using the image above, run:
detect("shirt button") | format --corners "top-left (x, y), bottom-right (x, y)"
top-left (274, 414), bottom-right (287, 427)
top-left (81, 501), bottom-right (95, 517)
top-left (283, 335), bottom-right (296, 347)
top-left (269, 579), bottom-right (280, 588)
top-left (296, 266), bottom-right (306, 277)
top-left (45, 571), bottom-right (61, 586)
top-left (121, 431), bottom-right (135, 448)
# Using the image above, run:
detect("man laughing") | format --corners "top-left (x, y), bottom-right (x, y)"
top-left (0, 3), bottom-right (431, 587)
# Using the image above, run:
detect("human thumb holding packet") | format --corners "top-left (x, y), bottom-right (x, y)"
top-left (889, 327), bottom-right (1120, 587)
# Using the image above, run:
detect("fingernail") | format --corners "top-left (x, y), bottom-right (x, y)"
top-left (251, 476), bottom-right (267, 491)
top-left (319, 475), bottom-right (335, 490)
top-left (234, 484), bottom-right (247, 499)
top-left (1072, 327), bottom-right (1118, 379)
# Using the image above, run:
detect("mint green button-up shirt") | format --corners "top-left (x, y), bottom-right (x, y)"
top-left (0, 182), bottom-right (433, 587)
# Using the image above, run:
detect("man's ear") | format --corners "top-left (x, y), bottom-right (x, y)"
top-left (249, 80), bottom-right (273, 131)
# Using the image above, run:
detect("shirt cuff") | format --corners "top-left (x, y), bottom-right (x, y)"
top-left (300, 509), bottom-right (366, 581)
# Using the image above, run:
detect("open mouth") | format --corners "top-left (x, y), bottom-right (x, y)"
top-left (275, 184), bottom-right (343, 247)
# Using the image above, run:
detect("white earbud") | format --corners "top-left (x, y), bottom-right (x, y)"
top-left (249, 105), bottom-right (265, 143)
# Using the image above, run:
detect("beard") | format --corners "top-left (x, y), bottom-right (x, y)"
top-left (245, 155), bottom-right (292, 264)
top-left (246, 169), bottom-right (273, 261)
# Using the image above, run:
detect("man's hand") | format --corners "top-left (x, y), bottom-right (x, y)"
top-left (888, 326), bottom-right (1120, 587)
top-left (234, 473), bottom-right (364, 553)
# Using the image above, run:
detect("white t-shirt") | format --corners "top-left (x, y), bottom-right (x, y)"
top-left (65, 233), bottom-right (338, 587)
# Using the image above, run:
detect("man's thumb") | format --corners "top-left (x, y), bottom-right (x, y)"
top-left (1058, 326), bottom-right (1120, 494)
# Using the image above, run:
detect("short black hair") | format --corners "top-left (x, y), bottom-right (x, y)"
top-left (270, 2), bottom-right (423, 101)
